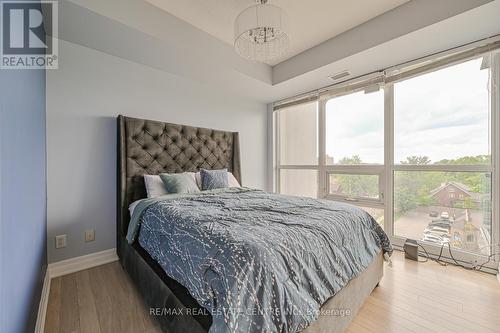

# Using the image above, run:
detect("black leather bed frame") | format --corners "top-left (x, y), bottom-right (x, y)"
top-left (117, 115), bottom-right (241, 332)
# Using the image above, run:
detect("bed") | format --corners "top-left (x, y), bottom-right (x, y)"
top-left (117, 115), bottom-right (391, 333)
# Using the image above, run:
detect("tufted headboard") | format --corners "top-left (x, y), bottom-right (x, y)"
top-left (117, 115), bottom-right (241, 254)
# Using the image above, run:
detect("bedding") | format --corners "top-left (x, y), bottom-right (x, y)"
top-left (144, 172), bottom-right (239, 199)
top-left (128, 199), bottom-right (141, 216)
top-left (128, 188), bottom-right (392, 333)
top-left (144, 174), bottom-right (168, 198)
top-left (195, 171), bottom-right (241, 188)
top-left (145, 173), bottom-right (199, 197)
top-left (160, 172), bottom-right (200, 194)
top-left (200, 168), bottom-right (229, 190)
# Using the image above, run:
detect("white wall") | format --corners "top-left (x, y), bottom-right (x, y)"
top-left (46, 40), bottom-right (268, 263)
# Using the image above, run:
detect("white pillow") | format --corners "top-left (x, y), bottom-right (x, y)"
top-left (144, 173), bottom-right (198, 198)
top-left (195, 171), bottom-right (241, 188)
top-left (144, 175), bottom-right (167, 198)
top-left (129, 199), bottom-right (141, 216)
top-left (228, 172), bottom-right (241, 187)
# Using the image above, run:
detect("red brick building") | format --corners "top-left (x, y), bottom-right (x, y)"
top-left (430, 181), bottom-right (480, 209)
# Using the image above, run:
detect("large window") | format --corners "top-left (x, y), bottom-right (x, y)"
top-left (277, 101), bottom-right (319, 198)
top-left (393, 58), bottom-right (493, 255)
top-left (326, 90), bottom-right (384, 165)
top-left (393, 171), bottom-right (492, 255)
top-left (324, 89), bottom-right (384, 210)
top-left (275, 45), bottom-right (499, 269)
top-left (394, 59), bottom-right (490, 165)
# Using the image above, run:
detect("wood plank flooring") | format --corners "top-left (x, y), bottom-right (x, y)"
top-left (45, 252), bottom-right (500, 333)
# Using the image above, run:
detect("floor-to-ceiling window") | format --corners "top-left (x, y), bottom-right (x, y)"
top-left (274, 41), bottom-right (500, 271)
top-left (276, 100), bottom-right (319, 198)
top-left (392, 58), bottom-right (492, 256)
top-left (323, 88), bottom-right (385, 226)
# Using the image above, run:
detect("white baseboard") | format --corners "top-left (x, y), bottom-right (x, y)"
top-left (35, 248), bottom-right (118, 332)
top-left (34, 269), bottom-right (51, 333)
top-left (48, 248), bottom-right (118, 278)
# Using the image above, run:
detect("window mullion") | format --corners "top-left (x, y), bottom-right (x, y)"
top-left (385, 84), bottom-right (395, 237)
top-left (393, 164), bottom-right (492, 172)
top-left (318, 99), bottom-right (327, 198)
top-left (324, 165), bottom-right (385, 173)
top-left (491, 51), bottom-right (500, 264)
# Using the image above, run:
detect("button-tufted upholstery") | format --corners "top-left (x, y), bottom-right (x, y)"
top-left (117, 115), bottom-right (241, 239)
top-left (117, 115), bottom-right (238, 331)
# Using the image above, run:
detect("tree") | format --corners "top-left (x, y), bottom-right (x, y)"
top-left (338, 155), bottom-right (362, 165)
top-left (401, 156), bottom-right (431, 165)
top-left (333, 154), bottom-right (488, 215)
top-left (394, 155), bottom-right (488, 214)
top-left (334, 155), bottom-right (378, 198)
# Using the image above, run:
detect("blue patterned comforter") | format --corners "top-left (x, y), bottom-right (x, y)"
top-left (131, 188), bottom-right (392, 333)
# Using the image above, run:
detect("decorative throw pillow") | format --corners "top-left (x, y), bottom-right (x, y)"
top-left (159, 172), bottom-right (200, 194)
top-left (200, 169), bottom-right (229, 190)
top-left (195, 171), bottom-right (240, 188)
top-left (144, 174), bottom-right (168, 198)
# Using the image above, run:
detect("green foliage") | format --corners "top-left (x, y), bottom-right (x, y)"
top-left (436, 155), bottom-right (490, 165)
top-left (337, 154), bottom-right (491, 214)
top-left (453, 197), bottom-right (476, 209)
top-left (332, 156), bottom-right (379, 199)
top-left (338, 155), bottom-right (362, 165)
top-left (400, 156), bottom-right (431, 165)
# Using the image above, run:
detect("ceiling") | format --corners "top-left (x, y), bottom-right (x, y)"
top-left (143, 0), bottom-right (409, 66)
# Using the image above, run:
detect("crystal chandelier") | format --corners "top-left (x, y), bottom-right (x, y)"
top-left (234, 0), bottom-right (289, 62)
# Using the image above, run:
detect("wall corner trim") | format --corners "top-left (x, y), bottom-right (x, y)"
top-left (35, 248), bottom-right (118, 332)
top-left (34, 270), bottom-right (50, 333)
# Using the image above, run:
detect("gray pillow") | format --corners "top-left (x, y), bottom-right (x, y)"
top-left (200, 169), bottom-right (229, 190)
top-left (159, 173), bottom-right (200, 194)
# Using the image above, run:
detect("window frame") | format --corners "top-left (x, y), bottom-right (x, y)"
top-left (325, 169), bottom-right (384, 205)
top-left (388, 55), bottom-right (498, 266)
top-left (273, 44), bottom-right (500, 273)
top-left (319, 88), bottom-right (386, 209)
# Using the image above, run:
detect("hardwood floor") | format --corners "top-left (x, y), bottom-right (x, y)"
top-left (45, 262), bottom-right (162, 333)
top-left (45, 251), bottom-right (500, 333)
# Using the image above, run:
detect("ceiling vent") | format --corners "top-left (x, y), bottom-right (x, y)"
top-left (329, 70), bottom-right (351, 82)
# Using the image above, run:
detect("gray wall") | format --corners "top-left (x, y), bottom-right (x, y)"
top-left (46, 40), bottom-right (268, 263)
top-left (0, 65), bottom-right (47, 331)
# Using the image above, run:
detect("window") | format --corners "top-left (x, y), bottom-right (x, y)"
top-left (328, 173), bottom-right (380, 200)
top-left (322, 89), bottom-right (385, 219)
top-left (274, 44), bottom-right (500, 269)
top-left (393, 58), bottom-right (493, 256)
top-left (325, 90), bottom-right (384, 165)
top-left (276, 88), bottom-right (385, 225)
top-left (279, 169), bottom-right (318, 198)
top-left (278, 101), bottom-right (318, 165)
top-left (394, 59), bottom-right (490, 165)
top-left (276, 101), bottom-right (319, 198)
top-left (393, 171), bottom-right (491, 255)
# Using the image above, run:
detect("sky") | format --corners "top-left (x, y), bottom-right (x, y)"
top-left (325, 58), bottom-right (491, 165)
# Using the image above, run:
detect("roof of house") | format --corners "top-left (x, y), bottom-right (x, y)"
top-left (430, 181), bottom-right (473, 197)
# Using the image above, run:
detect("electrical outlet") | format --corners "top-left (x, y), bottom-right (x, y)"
top-left (55, 235), bottom-right (67, 249)
top-left (85, 229), bottom-right (95, 242)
